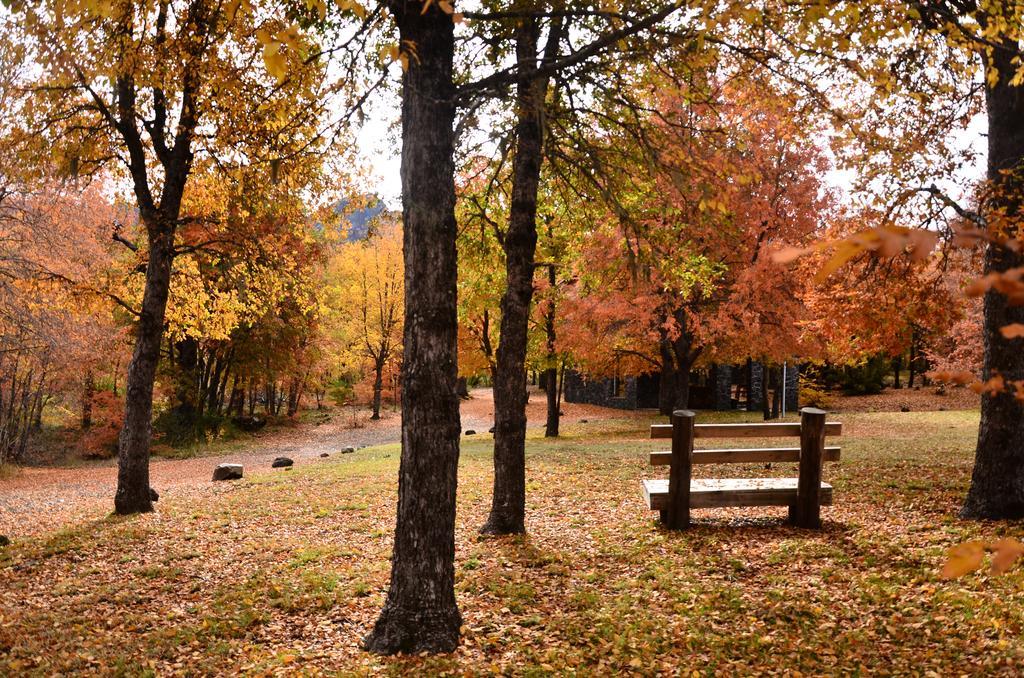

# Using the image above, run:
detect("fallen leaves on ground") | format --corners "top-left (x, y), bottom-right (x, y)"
top-left (2, 409), bottom-right (1023, 675)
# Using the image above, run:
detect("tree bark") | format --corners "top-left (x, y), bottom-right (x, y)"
top-left (483, 15), bottom-right (562, 535)
top-left (81, 371), bottom-right (95, 429)
top-left (892, 355), bottom-right (902, 389)
top-left (115, 225), bottom-right (175, 515)
top-left (961, 40), bottom-right (1024, 519)
top-left (543, 262), bottom-right (559, 437)
top-left (371, 359), bottom-right (384, 420)
top-left (658, 337), bottom-right (675, 416)
top-left (363, 0), bottom-right (462, 655)
top-left (668, 310), bottom-right (697, 411)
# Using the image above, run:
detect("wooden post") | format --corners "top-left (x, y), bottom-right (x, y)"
top-left (795, 407), bottom-right (827, 528)
top-left (664, 410), bottom-right (695, 529)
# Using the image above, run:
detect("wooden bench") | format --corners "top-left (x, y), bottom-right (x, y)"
top-left (641, 408), bottom-right (841, 529)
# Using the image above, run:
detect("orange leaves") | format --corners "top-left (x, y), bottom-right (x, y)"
top-left (941, 538), bottom-right (1024, 579)
top-left (964, 267), bottom-right (1024, 306)
top-left (1000, 323), bottom-right (1024, 339)
top-left (990, 538), bottom-right (1024, 575)
top-left (771, 225), bottom-right (940, 281)
top-left (929, 370), bottom-right (976, 385)
top-left (941, 541), bottom-right (985, 579)
top-left (968, 374), bottom-right (1004, 395)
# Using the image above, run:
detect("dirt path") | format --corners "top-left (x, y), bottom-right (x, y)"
top-left (0, 388), bottom-right (624, 539)
top-left (1, 385), bottom-right (975, 540)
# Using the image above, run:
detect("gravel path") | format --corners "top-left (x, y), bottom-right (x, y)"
top-left (0, 388), bottom-right (620, 539)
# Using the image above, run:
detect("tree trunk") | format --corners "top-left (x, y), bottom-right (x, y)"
top-left (658, 338), bottom-right (675, 416)
top-left (173, 337), bottom-right (200, 427)
top-left (115, 225), bottom-right (175, 515)
top-left (673, 359), bottom-right (692, 411)
top-left (543, 262), bottom-right (560, 437)
top-left (484, 16), bottom-right (562, 535)
top-left (892, 355), bottom-right (902, 389)
top-left (762, 361), bottom-right (772, 421)
top-left (363, 0), bottom-right (462, 655)
top-left (81, 371), bottom-right (95, 429)
top-left (371, 360), bottom-right (384, 420)
top-left (961, 44), bottom-right (1024, 519)
top-left (771, 366), bottom-right (781, 419)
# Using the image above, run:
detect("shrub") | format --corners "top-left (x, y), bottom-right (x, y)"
top-left (798, 375), bottom-right (832, 409)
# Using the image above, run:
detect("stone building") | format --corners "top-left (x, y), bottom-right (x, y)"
top-left (563, 361), bottom-right (800, 412)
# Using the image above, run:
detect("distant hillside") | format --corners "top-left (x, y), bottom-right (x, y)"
top-left (336, 198), bottom-right (388, 241)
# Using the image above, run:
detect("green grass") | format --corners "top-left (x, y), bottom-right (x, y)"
top-left (3, 408), bottom-right (1024, 675)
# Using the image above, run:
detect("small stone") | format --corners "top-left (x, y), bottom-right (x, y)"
top-left (465, 430), bottom-right (476, 436)
top-left (900, 406), bottom-right (910, 412)
top-left (341, 447), bottom-right (355, 454)
top-left (320, 453), bottom-right (329, 458)
top-left (488, 426), bottom-right (496, 433)
top-left (580, 419), bottom-right (588, 424)
top-left (272, 457), bottom-right (294, 468)
top-left (0, 535), bottom-right (9, 547)
top-left (149, 487), bottom-right (159, 502)
top-left (938, 406), bottom-right (947, 412)
top-left (212, 464), bottom-right (243, 481)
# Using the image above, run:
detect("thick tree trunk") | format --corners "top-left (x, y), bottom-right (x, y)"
top-left (115, 226), bottom-right (175, 515)
top-left (363, 0), bottom-right (462, 655)
top-left (484, 16), bottom-right (561, 535)
top-left (961, 49), bottom-right (1024, 519)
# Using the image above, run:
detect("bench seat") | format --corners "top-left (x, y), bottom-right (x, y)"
top-left (642, 477), bottom-right (834, 510)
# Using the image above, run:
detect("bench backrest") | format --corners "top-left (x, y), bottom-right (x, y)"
top-left (650, 421), bottom-right (842, 440)
top-left (649, 419), bottom-right (842, 466)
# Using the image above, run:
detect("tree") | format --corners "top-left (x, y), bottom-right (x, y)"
top-left (362, 0), bottom-right (462, 655)
top-left (751, 0), bottom-right (1024, 518)
top-left (326, 222), bottom-right (403, 420)
top-left (13, 0), bottom-right (331, 513)
top-left (557, 72), bottom-right (831, 412)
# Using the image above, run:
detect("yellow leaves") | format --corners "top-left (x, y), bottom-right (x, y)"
top-left (262, 41), bottom-right (288, 84)
top-left (941, 538), bottom-right (1024, 579)
top-left (275, 25), bottom-right (303, 52)
top-left (379, 43), bottom-right (408, 71)
top-left (224, 0), bottom-right (252, 22)
top-left (305, 0), bottom-right (327, 21)
top-left (338, 0), bottom-right (368, 20)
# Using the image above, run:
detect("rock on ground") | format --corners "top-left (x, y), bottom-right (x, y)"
top-left (271, 457), bottom-right (294, 468)
top-left (212, 464), bottom-right (243, 481)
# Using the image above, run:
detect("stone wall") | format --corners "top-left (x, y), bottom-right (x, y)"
top-left (563, 370), bottom-right (638, 410)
